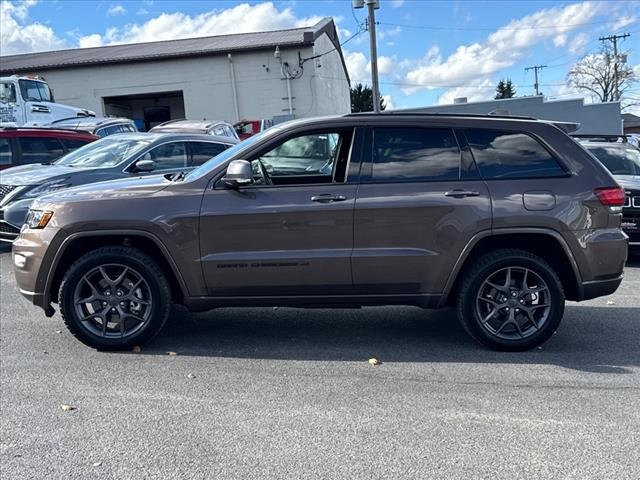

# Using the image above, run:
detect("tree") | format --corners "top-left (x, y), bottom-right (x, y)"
top-left (495, 79), bottom-right (516, 99)
top-left (350, 83), bottom-right (386, 112)
top-left (568, 51), bottom-right (636, 103)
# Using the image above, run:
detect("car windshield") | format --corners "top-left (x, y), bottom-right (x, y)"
top-left (184, 130), bottom-right (268, 181)
top-left (18, 79), bottom-right (54, 102)
top-left (587, 145), bottom-right (640, 176)
top-left (55, 137), bottom-right (150, 168)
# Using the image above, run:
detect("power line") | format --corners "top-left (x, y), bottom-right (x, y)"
top-left (599, 32), bottom-right (631, 101)
top-left (377, 19), bottom-right (612, 32)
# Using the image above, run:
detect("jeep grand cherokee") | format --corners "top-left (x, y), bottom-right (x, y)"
top-left (12, 113), bottom-right (628, 351)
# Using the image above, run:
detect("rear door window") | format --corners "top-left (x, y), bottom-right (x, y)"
top-left (190, 142), bottom-right (227, 166)
top-left (370, 127), bottom-right (461, 182)
top-left (142, 142), bottom-right (188, 170)
top-left (18, 137), bottom-right (65, 164)
top-left (464, 129), bottom-right (566, 179)
top-left (0, 138), bottom-right (12, 166)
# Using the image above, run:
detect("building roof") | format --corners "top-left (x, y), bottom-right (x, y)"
top-left (0, 17), bottom-right (341, 74)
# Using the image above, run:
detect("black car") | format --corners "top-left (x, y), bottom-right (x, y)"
top-left (578, 136), bottom-right (640, 252)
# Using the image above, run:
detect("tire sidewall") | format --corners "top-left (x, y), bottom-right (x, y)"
top-left (460, 254), bottom-right (565, 351)
top-left (60, 250), bottom-right (170, 350)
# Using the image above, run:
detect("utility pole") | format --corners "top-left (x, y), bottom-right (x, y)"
top-left (353, 0), bottom-right (381, 112)
top-left (599, 33), bottom-right (630, 101)
top-left (524, 65), bottom-right (546, 96)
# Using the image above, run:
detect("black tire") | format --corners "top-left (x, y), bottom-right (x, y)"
top-left (59, 246), bottom-right (172, 350)
top-left (456, 249), bottom-right (565, 351)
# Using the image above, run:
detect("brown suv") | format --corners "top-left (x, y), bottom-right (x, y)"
top-left (11, 113), bottom-right (628, 351)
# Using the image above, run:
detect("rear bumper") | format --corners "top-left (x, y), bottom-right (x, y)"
top-left (580, 275), bottom-right (624, 301)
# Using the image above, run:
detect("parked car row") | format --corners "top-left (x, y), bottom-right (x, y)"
top-left (0, 132), bottom-right (238, 241)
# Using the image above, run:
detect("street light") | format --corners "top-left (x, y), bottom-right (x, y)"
top-left (353, 0), bottom-right (381, 113)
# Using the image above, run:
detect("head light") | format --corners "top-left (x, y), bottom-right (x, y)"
top-left (25, 209), bottom-right (53, 229)
top-left (22, 178), bottom-right (71, 199)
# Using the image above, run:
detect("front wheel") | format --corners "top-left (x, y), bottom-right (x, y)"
top-left (457, 249), bottom-right (565, 351)
top-left (59, 246), bottom-right (172, 350)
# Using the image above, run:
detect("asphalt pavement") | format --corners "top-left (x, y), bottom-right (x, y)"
top-left (1, 246), bottom-right (639, 480)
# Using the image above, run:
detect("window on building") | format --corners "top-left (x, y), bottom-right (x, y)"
top-left (371, 127), bottom-right (461, 182)
top-left (464, 129), bottom-right (566, 179)
top-left (0, 138), bottom-right (12, 165)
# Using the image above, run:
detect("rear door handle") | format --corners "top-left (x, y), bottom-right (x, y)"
top-left (311, 194), bottom-right (347, 203)
top-left (445, 190), bottom-right (480, 198)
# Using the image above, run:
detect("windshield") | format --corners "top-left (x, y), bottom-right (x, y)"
top-left (55, 137), bottom-right (150, 168)
top-left (587, 145), bottom-right (640, 176)
top-left (184, 130), bottom-right (267, 181)
top-left (18, 79), bottom-right (54, 102)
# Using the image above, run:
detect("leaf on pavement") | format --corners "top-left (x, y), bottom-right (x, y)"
top-left (187, 373), bottom-right (196, 379)
top-left (606, 299), bottom-right (615, 305)
top-left (132, 346), bottom-right (142, 353)
top-left (368, 358), bottom-right (382, 366)
top-left (167, 351), bottom-right (177, 356)
top-left (60, 404), bottom-right (76, 412)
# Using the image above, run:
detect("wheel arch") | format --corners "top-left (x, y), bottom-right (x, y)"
top-left (45, 230), bottom-right (188, 306)
top-left (442, 228), bottom-right (583, 305)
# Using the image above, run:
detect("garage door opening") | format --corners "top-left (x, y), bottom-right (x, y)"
top-left (103, 91), bottom-right (185, 131)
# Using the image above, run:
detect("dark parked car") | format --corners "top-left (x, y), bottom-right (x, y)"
top-left (150, 119), bottom-right (239, 140)
top-left (1, 132), bottom-right (238, 241)
top-left (577, 136), bottom-right (640, 252)
top-left (12, 113), bottom-right (627, 351)
top-left (47, 116), bottom-right (138, 137)
top-left (0, 126), bottom-right (97, 170)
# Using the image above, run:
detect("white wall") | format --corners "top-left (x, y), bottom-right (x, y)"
top-left (30, 33), bottom-right (350, 123)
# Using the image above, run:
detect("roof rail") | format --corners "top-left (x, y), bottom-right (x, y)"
top-left (344, 111), bottom-right (538, 121)
top-left (572, 134), bottom-right (628, 142)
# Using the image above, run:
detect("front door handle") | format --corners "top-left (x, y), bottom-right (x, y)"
top-left (311, 194), bottom-right (347, 203)
top-left (444, 190), bottom-right (480, 198)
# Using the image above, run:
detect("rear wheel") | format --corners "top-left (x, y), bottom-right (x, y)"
top-left (457, 249), bottom-right (565, 351)
top-left (59, 246), bottom-right (172, 350)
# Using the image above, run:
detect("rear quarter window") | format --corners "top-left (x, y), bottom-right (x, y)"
top-left (18, 137), bottom-right (65, 164)
top-left (464, 129), bottom-right (566, 179)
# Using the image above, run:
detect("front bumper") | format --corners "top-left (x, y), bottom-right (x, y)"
top-left (12, 226), bottom-right (65, 311)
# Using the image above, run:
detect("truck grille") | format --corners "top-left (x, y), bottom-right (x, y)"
top-left (0, 221), bottom-right (20, 235)
top-left (0, 184), bottom-right (18, 203)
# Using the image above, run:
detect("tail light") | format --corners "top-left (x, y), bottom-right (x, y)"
top-left (594, 187), bottom-right (626, 207)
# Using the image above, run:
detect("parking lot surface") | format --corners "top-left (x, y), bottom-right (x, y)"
top-left (1, 247), bottom-right (639, 480)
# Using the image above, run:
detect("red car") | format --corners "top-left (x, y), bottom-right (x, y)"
top-left (233, 119), bottom-right (273, 140)
top-left (0, 127), bottom-right (98, 170)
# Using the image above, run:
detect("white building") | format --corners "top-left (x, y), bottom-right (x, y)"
top-left (0, 18), bottom-right (350, 130)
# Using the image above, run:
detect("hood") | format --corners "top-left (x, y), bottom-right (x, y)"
top-left (614, 175), bottom-right (640, 191)
top-left (0, 164), bottom-right (78, 186)
top-left (24, 100), bottom-right (94, 127)
top-left (34, 174), bottom-right (172, 205)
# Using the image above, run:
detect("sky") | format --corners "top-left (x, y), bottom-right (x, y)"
top-left (1, 0), bottom-right (639, 112)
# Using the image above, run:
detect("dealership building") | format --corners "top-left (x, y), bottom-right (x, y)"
top-left (0, 18), bottom-right (350, 130)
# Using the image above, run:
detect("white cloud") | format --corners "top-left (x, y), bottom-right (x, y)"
top-left (437, 78), bottom-right (495, 105)
top-left (1, 0), bottom-right (68, 55)
top-left (403, 2), bottom-right (601, 94)
top-left (136, 7), bottom-right (149, 16)
top-left (86, 2), bottom-right (333, 47)
top-left (378, 25), bottom-right (401, 39)
top-left (78, 33), bottom-right (103, 49)
top-left (382, 94), bottom-right (395, 110)
top-left (553, 34), bottom-right (567, 47)
top-left (107, 4), bottom-right (126, 16)
top-left (344, 50), bottom-right (369, 84)
top-left (390, 0), bottom-right (404, 8)
top-left (377, 56), bottom-right (394, 75)
top-left (568, 32), bottom-right (589, 54)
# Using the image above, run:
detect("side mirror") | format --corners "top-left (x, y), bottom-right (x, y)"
top-left (222, 160), bottom-right (253, 189)
top-left (134, 159), bottom-right (156, 172)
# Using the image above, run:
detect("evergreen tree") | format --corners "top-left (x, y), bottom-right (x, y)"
top-left (495, 79), bottom-right (516, 99)
top-left (351, 83), bottom-right (386, 112)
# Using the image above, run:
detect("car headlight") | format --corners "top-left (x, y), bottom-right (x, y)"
top-left (22, 179), bottom-right (71, 199)
top-left (25, 209), bottom-right (54, 229)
